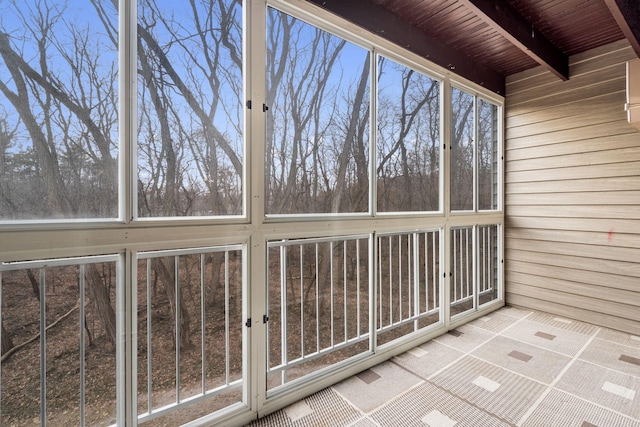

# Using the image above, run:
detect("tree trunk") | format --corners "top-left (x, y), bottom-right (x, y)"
top-left (1, 321), bottom-right (14, 356)
top-left (86, 265), bottom-right (117, 349)
top-left (151, 258), bottom-right (191, 350)
top-left (26, 268), bottom-right (40, 300)
top-left (205, 252), bottom-right (227, 309)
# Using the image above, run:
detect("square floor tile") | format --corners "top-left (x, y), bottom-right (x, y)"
top-left (555, 360), bottom-right (640, 420)
top-left (434, 323), bottom-right (496, 353)
top-left (349, 418), bottom-right (379, 427)
top-left (249, 387), bottom-right (362, 427)
top-left (597, 328), bottom-right (640, 348)
top-left (502, 319), bottom-right (592, 356)
top-left (472, 335), bottom-right (572, 384)
top-left (580, 338), bottom-right (640, 376)
top-left (393, 340), bottom-right (465, 380)
top-left (370, 382), bottom-right (509, 427)
top-left (430, 355), bottom-right (547, 424)
top-left (333, 361), bottom-right (422, 413)
top-left (468, 311), bottom-right (522, 333)
top-left (526, 311), bottom-right (599, 335)
top-left (500, 305), bottom-right (533, 319)
top-left (522, 389), bottom-right (640, 427)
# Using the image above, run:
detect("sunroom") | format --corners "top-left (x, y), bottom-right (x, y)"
top-left (0, 0), bottom-right (638, 426)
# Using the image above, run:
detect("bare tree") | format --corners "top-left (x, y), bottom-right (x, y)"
top-left (0, 2), bottom-right (118, 347)
top-left (376, 59), bottom-right (440, 212)
top-left (450, 88), bottom-right (474, 210)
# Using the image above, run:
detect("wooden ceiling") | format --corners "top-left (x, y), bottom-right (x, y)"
top-left (307, 0), bottom-right (640, 95)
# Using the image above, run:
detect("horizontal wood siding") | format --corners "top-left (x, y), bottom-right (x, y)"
top-left (505, 39), bottom-right (640, 335)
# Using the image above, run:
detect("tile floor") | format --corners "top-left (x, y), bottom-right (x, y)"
top-left (248, 306), bottom-right (640, 427)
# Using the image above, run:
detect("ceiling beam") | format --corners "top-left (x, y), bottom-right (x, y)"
top-left (306, 0), bottom-right (505, 95)
top-left (604, 0), bottom-right (640, 57)
top-left (460, 0), bottom-right (569, 80)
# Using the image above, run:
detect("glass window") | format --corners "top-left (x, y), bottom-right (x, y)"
top-left (137, 246), bottom-right (243, 423)
top-left (377, 56), bottom-right (440, 212)
top-left (0, 1), bottom-right (119, 220)
top-left (1, 256), bottom-right (118, 425)
top-left (137, 0), bottom-right (244, 217)
top-left (266, 235), bottom-right (370, 390)
top-left (450, 87), bottom-right (500, 212)
top-left (266, 8), bottom-right (370, 215)
top-left (376, 230), bottom-right (440, 346)
top-left (478, 99), bottom-right (499, 211)
top-left (450, 88), bottom-right (474, 211)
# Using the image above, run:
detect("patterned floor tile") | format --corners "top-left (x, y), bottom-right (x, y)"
top-left (332, 361), bottom-right (422, 413)
top-left (249, 307), bottom-right (640, 426)
top-left (502, 319), bottom-right (592, 356)
top-left (580, 338), bottom-right (640, 376)
top-left (597, 328), bottom-right (640, 348)
top-left (249, 388), bottom-right (363, 426)
top-left (472, 335), bottom-right (572, 384)
top-left (369, 382), bottom-right (509, 427)
top-left (526, 311), bottom-right (599, 335)
top-left (522, 388), bottom-right (640, 427)
top-left (555, 360), bottom-right (640, 420)
top-left (430, 355), bottom-right (547, 424)
top-left (433, 323), bottom-right (496, 353)
top-left (499, 305), bottom-right (533, 319)
top-left (468, 311), bottom-right (522, 333)
top-left (393, 340), bottom-right (465, 380)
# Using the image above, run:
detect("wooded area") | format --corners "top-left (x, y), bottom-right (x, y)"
top-left (0, 0), bottom-right (500, 424)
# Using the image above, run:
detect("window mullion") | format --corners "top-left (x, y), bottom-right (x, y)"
top-left (370, 49), bottom-right (378, 216)
top-left (473, 95), bottom-right (478, 213)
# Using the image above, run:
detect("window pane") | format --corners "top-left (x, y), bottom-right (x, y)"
top-left (137, 0), bottom-right (243, 217)
top-left (450, 88), bottom-right (474, 211)
top-left (450, 227), bottom-right (474, 316)
top-left (478, 225), bottom-right (499, 305)
top-left (266, 9), bottom-right (370, 214)
top-left (0, 1), bottom-right (118, 220)
top-left (266, 236), bottom-right (370, 390)
top-left (377, 57), bottom-right (440, 212)
top-left (137, 247), bottom-right (244, 423)
top-left (478, 99), bottom-right (499, 210)
top-left (1, 257), bottom-right (118, 426)
top-left (376, 231), bottom-right (440, 346)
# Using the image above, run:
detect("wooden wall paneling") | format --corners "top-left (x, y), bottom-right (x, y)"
top-left (506, 161), bottom-right (640, 183)
top-left (508, 260), bottom-right (639, 293)
top-left (506, 133), bottom-right (640, 162)
top-left (507, 216), bottom-right (640, 235)
top-left (504, 40), bottom-right (640, 334)
top-left (506, 293), bottom-right (640, 336)
top-left (507, 248), bottom-right (640, 282)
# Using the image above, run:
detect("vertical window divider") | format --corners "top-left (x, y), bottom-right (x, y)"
top-left (413, 232), bottom-right (420, 328)
top-left (369, 233), bottom-right (377, 352)
top-left (280, 244), bottom-right (287, 384)
top-left (145, 256), bottom-right (153, 414)
top-left (120, 0), bottom-right (137, 224)
top-left (39, 268), bottom-right (46, 427)
top-left (473, 225), bottom-right (479, 310)
top-left (174, 255), bottom-right (181, 403)
top-left (442, 79), bottom-right (452, 328)
top-left (225, 250), bottom-right (231, 385)
top-left (200, 254), bottom-right (206, 394)
top-left (247, 0), bottom-right (267, 414)
top-left (473, 95), bottom-right (478, 213)
top-left (79, 265), bottom-right (86, 426)
top-left (370, 48), bottom-right (378, 216)
top-left (119, 251), bottom-right (133, 426)
top-left (300, 245), bottom-right (305, 356)
top-left (343, 241), bottom-right (347, 342)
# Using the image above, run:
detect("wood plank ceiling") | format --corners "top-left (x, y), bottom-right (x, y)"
top-left (307, 0), bottom-right (640, 95)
